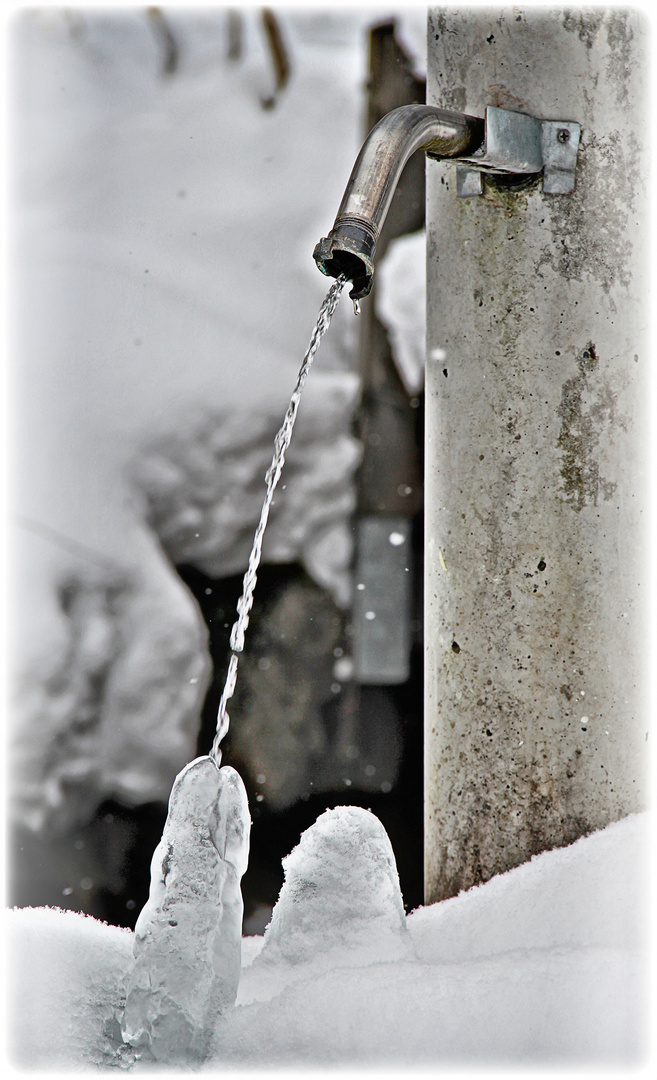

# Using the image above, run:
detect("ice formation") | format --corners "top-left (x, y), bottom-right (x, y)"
top-left (256, 806), bottom-right (411, 973)
top-left (120, 757), bottom-right (250, 1063)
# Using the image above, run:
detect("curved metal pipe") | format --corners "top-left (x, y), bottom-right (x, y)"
top-left (314, 105), bottom-right (484, 300)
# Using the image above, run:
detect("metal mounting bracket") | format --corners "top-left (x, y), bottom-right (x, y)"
top-left (450, 105), bottom-right (581, 196)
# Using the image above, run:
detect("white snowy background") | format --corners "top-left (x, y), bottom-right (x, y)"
top-left (7, 4), bottom-right (425, 843)
top-left (3, 3), bottom-right (654, 1074)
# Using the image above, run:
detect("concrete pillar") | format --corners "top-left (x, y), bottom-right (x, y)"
top-left (424, 8), bottom-right (648, 903)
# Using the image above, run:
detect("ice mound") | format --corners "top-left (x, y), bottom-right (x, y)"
top-left (255, 806), bottom-right (410, 971)
top-left (121, 756), bottom-right (250, 1064)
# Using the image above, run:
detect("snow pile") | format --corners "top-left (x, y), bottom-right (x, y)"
top-left (10, 522), bottom-right (211, 835)
top-left (377, 230), bottom-right (426, 395)
top-left (6, 905), bottom-right (134, 1070)
top-left (130, 373), bottom-right (362, 605)
top-left (6, 811), bottom-right (651, 1070)
top-left (250, 806), bottom-right (411, 975)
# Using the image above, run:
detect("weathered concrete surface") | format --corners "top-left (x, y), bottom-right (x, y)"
top-left (425, 8), bottom-right (648, 902)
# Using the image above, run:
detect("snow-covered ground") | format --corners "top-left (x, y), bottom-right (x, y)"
top-left (5, 810), bottom-right (652, 1071)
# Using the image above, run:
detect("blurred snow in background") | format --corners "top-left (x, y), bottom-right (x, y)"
top-left (8, 7), bottom-right (426, 844)
top-left (377, 229), bottom-right (426, 394)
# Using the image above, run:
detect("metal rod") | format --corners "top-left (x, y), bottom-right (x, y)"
top-left (314, 105), bottom-right (483, 299)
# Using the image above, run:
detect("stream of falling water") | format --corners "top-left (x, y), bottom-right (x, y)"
top-left (209, 274), bottom-right (348, 764)
top-left (120, 275), bottom-right (350, 1060)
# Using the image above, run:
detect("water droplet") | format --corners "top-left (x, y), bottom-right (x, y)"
top-left (388, 531), bottom-right (405, 546)
top-left (333, 656), bottom-right (354, 681)
top-left (365, 611), bottom-right (376, 620)
top-left (352, 298), bottom-right (361, 316)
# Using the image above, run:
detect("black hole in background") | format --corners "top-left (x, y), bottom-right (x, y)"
top-left (321, 250), bottom-right (367, 280)
top-left (93, 800), bottom-right (168, 928)
top-left (177, 561), bottom-right (425, 923)
top-left (482, 170), bottom-right (541, 193)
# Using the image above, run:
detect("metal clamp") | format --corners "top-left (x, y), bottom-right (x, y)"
top-left (447, 106), bottom-right (581, 196)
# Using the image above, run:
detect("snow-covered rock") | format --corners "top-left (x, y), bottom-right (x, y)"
top-left (5, 811), bottom-right (651, 1070)
top-left (10, 519), bottom-right (211, 835)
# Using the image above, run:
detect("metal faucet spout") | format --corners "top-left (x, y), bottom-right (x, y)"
top-left (313, 104), bottom-right (484, 300)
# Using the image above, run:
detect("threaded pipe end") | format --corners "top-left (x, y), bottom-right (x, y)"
top-left (313, 216), bottom-right (378, 300)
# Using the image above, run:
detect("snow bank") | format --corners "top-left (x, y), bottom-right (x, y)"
top-left (5, 811), bottom-right (651, 1070)
top-left (406, 810), bottom-right (648, 961)
top-left (6, 905), bottom-right (133, 1070)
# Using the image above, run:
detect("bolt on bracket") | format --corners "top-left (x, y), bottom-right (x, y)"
top-left (445, 105), bottom-right (581, 196)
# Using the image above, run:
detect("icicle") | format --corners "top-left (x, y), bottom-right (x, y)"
top-left (121, 757), bottom-right (250, 1064)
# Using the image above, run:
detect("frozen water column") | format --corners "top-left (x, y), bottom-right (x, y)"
top-left (424, 8), bottom-right (648, 903)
